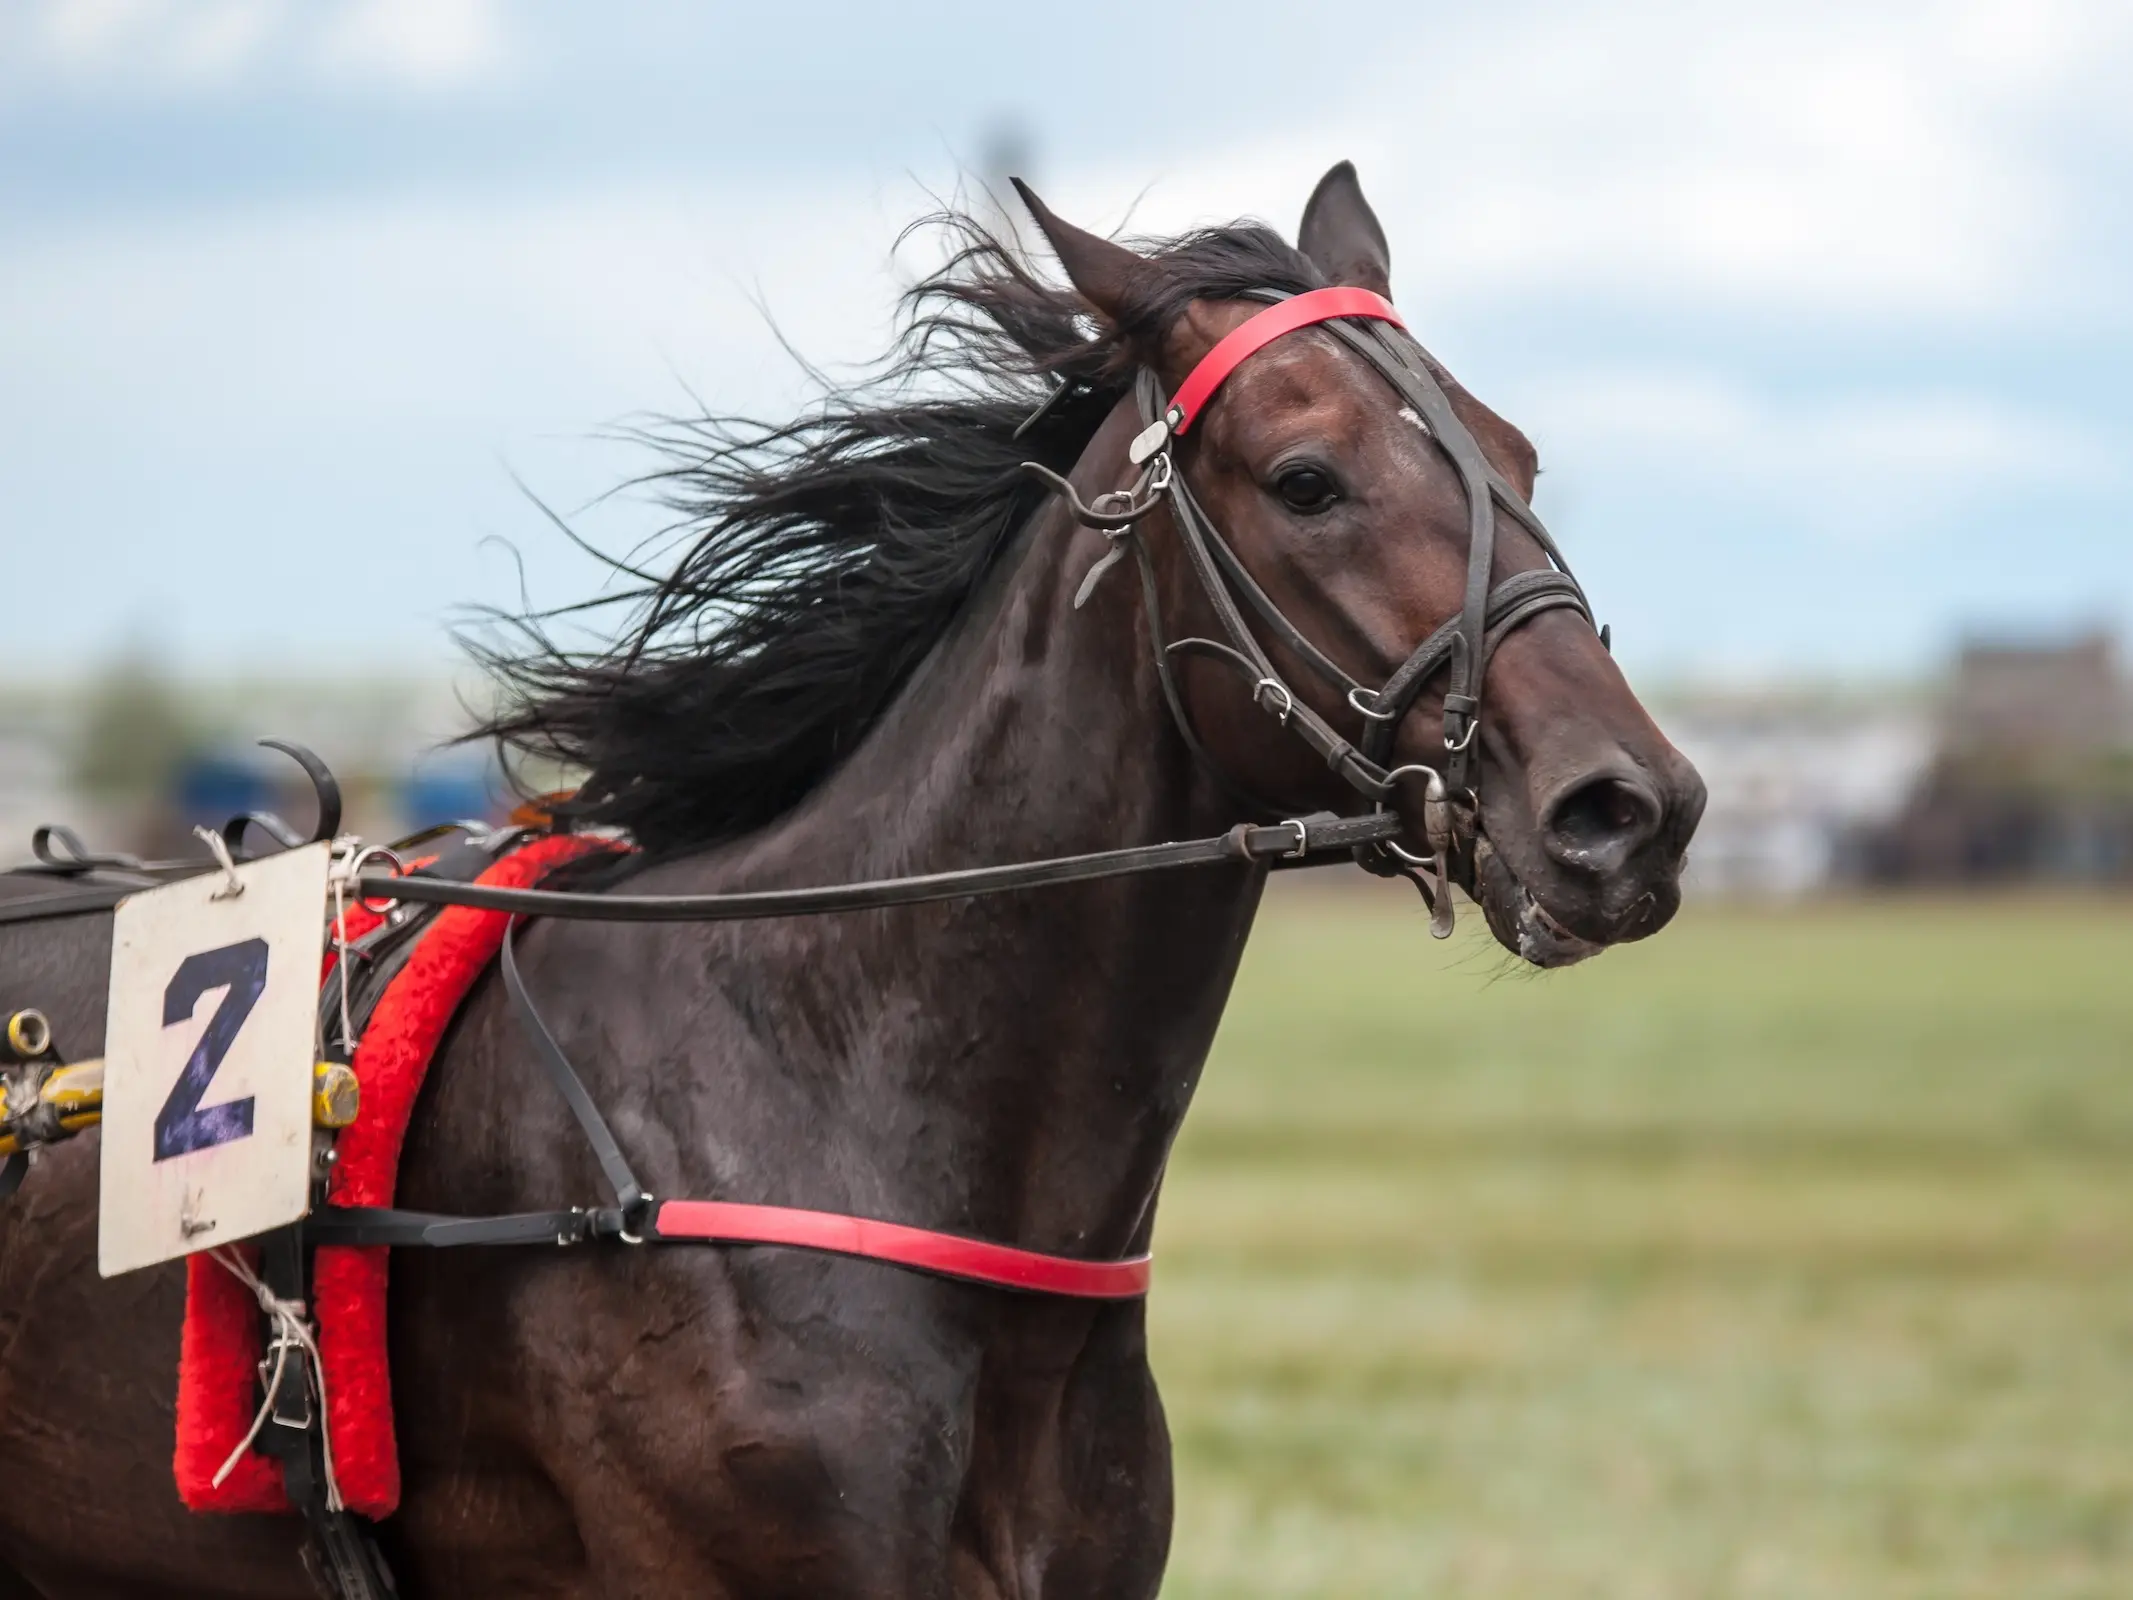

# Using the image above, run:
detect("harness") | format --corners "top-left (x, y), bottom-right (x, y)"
top-left (0, 285), bottom-right (1601, 1600)
top-left (307, 284), bottom-right (1598, 1291)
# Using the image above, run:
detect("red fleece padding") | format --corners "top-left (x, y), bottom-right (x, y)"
top-left (175, 833), bottom-right (611, 1516)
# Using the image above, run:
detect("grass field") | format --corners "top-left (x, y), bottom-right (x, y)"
top-left (1152, 889), bottom-right (2133, 1599)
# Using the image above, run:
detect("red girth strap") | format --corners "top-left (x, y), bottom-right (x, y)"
top-left (652, 1199), bottom-right (1152, 1299)
top-left (1166, 285), bottom-right (1405, 435)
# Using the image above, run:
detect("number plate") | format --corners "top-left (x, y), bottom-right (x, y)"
top-left (97, 843), bottom-right (329, 1276)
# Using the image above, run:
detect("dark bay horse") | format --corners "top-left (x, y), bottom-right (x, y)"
top-left (0, 164), bottom-right (1702, 1597)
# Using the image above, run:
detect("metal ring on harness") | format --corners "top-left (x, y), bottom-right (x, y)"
top-left (1374, 763), bottom-right (1453, 866)
top-left (1347, 686), bottom-right (1398, 722)
top-left (1378, 836), bottom-right (1436, 868)
top-left (6, 1009), bottom-right (52, 1060)
top-left (1254, 678), bottom-right (1294, 726)
top-left (343, 846), bottom-right (406, 916)
top-left (1379, 762), bottom-right (1448, 804)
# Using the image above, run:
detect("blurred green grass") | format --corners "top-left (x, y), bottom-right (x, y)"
top-left (1154, 889), bottom-right (2133, 1599)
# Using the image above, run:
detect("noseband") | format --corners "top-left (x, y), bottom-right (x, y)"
top-left (1027, 285), bottom-right (1594, 932)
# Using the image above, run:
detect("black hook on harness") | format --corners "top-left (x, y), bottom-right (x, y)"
top-left (221, 741), bottom-right (345, 861)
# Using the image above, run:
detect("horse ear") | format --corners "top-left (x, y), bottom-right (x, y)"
top-left (1298, 161), bottom-right (1393, 301)
top-left (1011, 177), bottom-right (1149, 324)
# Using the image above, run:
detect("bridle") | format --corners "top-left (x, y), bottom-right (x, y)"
top-left (1027, 284), bottom-right (1596, 933)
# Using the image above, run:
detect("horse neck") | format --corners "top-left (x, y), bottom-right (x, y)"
top-left (677, 404), bottom-right (1265, 1255)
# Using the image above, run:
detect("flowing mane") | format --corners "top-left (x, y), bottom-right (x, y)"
top-left (472, 205), bottom-right (1324, 856)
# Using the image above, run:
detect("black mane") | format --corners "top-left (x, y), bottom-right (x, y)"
top-left (472, 204), bottom-right (1323, 856)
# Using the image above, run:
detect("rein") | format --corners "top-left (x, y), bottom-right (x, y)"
top-left (358, 812), bottom-right (1400, 921)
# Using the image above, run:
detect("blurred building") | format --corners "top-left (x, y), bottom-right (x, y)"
top-left (1665, 631), bottom-right (2133, 895)
top-left (1856, 633), bottom-right (2133, 883)
top-left (1665, 691), bottom-right (1933, 896)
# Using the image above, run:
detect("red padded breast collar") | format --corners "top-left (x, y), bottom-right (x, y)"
top-left (1166, 285), bottom-right (1405, 435)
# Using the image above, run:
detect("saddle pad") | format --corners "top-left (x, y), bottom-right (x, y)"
top-left (174, 833), bottom-right (607, 1516)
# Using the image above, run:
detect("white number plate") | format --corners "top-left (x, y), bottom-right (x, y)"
top-left (97, 842), bottom-right (329, 1277)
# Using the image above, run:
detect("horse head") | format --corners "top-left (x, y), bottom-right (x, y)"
top-left (1017, 164), bottom-right (1705, 966)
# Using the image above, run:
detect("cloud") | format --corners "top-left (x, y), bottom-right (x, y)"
top-left (0, 175), bottom-right (909, 438)
top-left (23, 0), bottom-right (505, 92)
top-left (1039, 0), bottom-right (2128, 328)
top-left (0, 172), bottom-right (932, 666)
top-left (315, 0), bottom-right (505, 89)
top-left (0, 0), bottom-right (2126, 674)
top-left (34, 0), bottom-right (283, 85)
top-left (37, 0), bottom-right (166, 64)
top-left (1523, 367), bottom-right (2120, 543)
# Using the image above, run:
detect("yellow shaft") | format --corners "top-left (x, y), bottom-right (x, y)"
top-left (0, 1059), bottom-right (104, 1154)
top-left (0, 1059), bottom-right (357, 1156)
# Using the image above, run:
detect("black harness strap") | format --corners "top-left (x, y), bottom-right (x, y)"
top-left (1323, 315), bottom-right (1591, 785)
top-left (1353, 566), bottom-right (1591, 772)
top-left (0, 882), bottom-right (144, 926)
top-left (243, 1223), bottom-right (401, 1600)
top-left (499, 921), bottom-right (650, 1217)
top-left (353, 812), bottom-right (1402, 923)
top-left (306, 1205), bottom-right (621, 1249)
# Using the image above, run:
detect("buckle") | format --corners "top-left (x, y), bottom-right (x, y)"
top-left (617, 1195), bottom-right (656, 1246)
top-left (1442, 694), bottom-right (1479, 753)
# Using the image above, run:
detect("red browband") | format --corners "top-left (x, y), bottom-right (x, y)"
top-left (1167, 285), bottom-right (1404, 435)
top-left (653, 1199), bottom-right (1152, 1299)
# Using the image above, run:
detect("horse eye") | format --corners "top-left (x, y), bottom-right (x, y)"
top-left (1273, 466), bottom-right (1340, 515)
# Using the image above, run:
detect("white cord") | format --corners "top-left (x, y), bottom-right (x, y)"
top-left (207, 1247), bottom-right (343, 1512)
top-left (192, 826), bottom-right (245, 901)
top-left (330, 874), bottom-right (355, 1054)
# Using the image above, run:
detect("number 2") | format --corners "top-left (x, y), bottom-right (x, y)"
top-left (154, 938), bottom-right (269, 1162)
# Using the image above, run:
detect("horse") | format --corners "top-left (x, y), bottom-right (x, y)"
top-left (0, 163), bottom-right (1703, 1598)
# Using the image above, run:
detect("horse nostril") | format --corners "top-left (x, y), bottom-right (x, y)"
top-left (1542, 775), bottom-right (1660, 874)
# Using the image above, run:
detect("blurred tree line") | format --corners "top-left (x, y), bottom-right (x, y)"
top-left (69, 650), bottom-right (214, 805)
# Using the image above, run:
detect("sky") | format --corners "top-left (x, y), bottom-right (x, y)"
top-left (1, 0), bottom-right (2127, 685)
